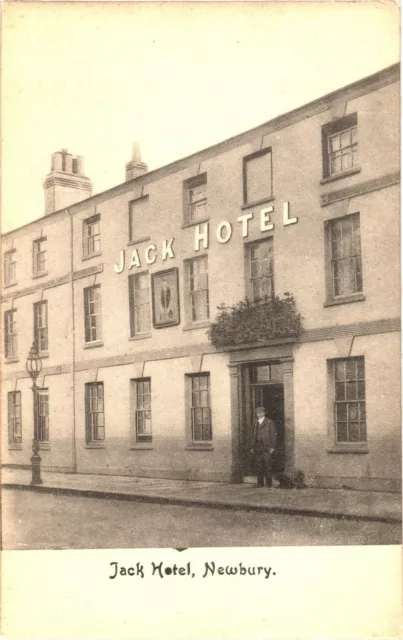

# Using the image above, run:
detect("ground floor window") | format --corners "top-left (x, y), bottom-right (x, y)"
top-left (332, 357), bottom-right (366, 443)
top-left (187, 373), bottom-right (212, 442)
top-left (37, 389), bottom-right (49, 442)
top-left (132, 378), bottom-right (152, 442)
top-left (8, 391), bottom-right (22, 445)
top-left (85, 382), bottom-right (105, 443)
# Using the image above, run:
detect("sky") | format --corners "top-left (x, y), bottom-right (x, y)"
top-left (2, 1), bottom-right (400, 233)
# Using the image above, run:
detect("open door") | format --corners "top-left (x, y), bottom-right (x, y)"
top-left (242, 364), bottom-right (285, 477)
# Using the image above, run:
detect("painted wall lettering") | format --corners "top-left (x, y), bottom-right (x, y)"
top-left (114, 203), bottom-right (298, 273)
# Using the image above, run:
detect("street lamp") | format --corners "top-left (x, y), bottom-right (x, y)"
top-left (26, 342), bottom-right (43, 485)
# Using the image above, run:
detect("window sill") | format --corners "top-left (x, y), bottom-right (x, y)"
top-left (32, 271), bottom-right (49, 279)
top-left (4, 281), bottom-right (17, 289)
top-left (241, 196), bottom-right (274, 211)
top-left (181, 217), bottom-right (210, 229)
top-left (130, 444), bottom-right (154, 450)
top-left (39, 442), bottom-right (51, 451)
top-left (320, 166), bottom-right (361, 185)
top-left (4, 357), bottom-right (19, 364)
top-left (128, 236), bottom-right (151, 246)
top-left (183, 320), bottom-right (210, 331)
top-left (83, 340), bottom-right (104, 349)
top-left (326, 445), bottom-right (368, 454)
top-left (8, 444), bottom-right (22, 450)
top-left (129, 332), bottom-right (152, 341)
top-left (185, 443), bottom-right (213, 451)
top-left (38, 351), bottom-right (49, 359)
top-left (324, 293), bottom-right (365, 307)
top-left (82, 252), bottom-right (102, 262)
top-left (85, 443), bottom-right (106, 449)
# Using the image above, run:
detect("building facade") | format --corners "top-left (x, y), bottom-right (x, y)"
top-left (2, 64), bottom-right (400, 491)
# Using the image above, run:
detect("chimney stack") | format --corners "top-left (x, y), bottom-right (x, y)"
top-left (43, 150), bottom-right (92, 215)
top-left (125, 142), bottom-right (148, 181)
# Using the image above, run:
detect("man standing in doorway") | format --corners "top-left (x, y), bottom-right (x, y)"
top-left (251, 406), bottom-right (277, 488)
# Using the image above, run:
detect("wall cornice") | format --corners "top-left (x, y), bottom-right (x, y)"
top-left (321, 171), bottom-right (400, 207)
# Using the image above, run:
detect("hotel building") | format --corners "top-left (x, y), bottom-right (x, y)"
top-left (2, 64), bottom-right (400, 491)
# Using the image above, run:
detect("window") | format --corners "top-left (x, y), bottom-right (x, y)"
top-left (33, 238), bottom-right (47, 276)
top-left (187, 256), bottom-right (209, 322)
top-left (133, 378), bottom-right (152, 442)
top-left (84, 285), bottom-right (102, 343)
top-left (8, 391), bottom-right (22, 445)
top-left (83, 214), bottom-right (101, 257)
top-left (184, 174), bottom-right (207, 223)
top-left (188, 373), bottom-right (212, 442)
top-left (129, 273), bottom-right (151, 336)
top-left (332, 358), bottom-right (366, 444)
top-left (322, 113), bottom-right (358, 178)
top-left (85, 382), bottom-right (105, 443)
top-left (4, 309), bottom-right (17, 359)
top-left (327, 213), bottom-right (362, 300)
top-left (129, 196), bottom-right (150, 243)
top-left (4, 250), bottom-right (16, 285)
top-left (243, 149), bottom-right (272, 206)
top-left (34, 301), bottom-right (48, 354)
top-left (247, 239), bottom-right (274, 301)
top-left (37, 389), bottom-right (49, 442)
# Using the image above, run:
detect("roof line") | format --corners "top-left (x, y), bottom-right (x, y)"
top-left (2, 61), bottom-right (399, 238)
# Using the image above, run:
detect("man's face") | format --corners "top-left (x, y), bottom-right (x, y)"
top-left (256, 410), bottom-right (265, 420)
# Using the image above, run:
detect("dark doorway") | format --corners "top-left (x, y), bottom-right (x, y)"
top-left (242, 366), bottom-right (285, 477)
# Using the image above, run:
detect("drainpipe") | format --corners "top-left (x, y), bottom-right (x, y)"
top-left (67, 209), bottom-right (77, 473)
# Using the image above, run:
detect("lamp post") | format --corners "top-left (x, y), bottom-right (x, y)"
top-left (26, 342), bottom-right (43, 485)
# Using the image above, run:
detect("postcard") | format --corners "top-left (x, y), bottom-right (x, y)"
top-left (1, 2), bottom-right (401, 638)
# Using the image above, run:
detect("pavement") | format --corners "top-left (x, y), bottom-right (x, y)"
top-left (2, 467), bottom-right (401, 523)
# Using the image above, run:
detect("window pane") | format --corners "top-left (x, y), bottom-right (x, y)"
top-left (337, 423), bottom-right (348, 442)
top-left (335, 381), bottom-right (345, 401)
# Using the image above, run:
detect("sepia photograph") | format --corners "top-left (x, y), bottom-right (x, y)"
top-left (1, 2), bottom-right (401, 638)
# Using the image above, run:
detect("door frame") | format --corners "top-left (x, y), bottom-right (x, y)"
top-left (227, 343), bottom-right (295, 482)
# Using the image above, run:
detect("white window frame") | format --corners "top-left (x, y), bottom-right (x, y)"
top-left (186, 255), bottom-right (209, 323)
top-left (84, 285), bottom-right (102, 343)
top-left (8, 391), bottom-right (22, 445)
top-left (83, 214), bottom-right (101, 258)
top-left (33, 238), bottom-right (47, 276)
top-left (4, 309), bottom-right (18, 359)
top-left (37, 389), bottom-right (49, 443)
top-left (85, 382), bottom-right (105, 443)
top-left (129, 272), bottom-right (151, 336)
top-left (246, 238), bottom-right (275, 302)
top-left (4, 250), bottom-right (17, 285)
top-left (34, 300), bottom-right (48, 354)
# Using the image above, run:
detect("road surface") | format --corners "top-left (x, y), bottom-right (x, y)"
top-left (2, 488), bottom-right (399, 549)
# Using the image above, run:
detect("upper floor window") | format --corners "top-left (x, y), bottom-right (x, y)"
top-left (332, 357), bottom-right (366, 445)
top-left (84, 285), bottom-right (102, 343)
top-left (132, 378), bottom-right (152, 443)
top-left (322, 113), bottom-right (358, 179)
top-left (129, 272), bottom-right (151, 336)
top-left (129, 196), bottom-right (150, 244)
top-left (184, 174), bottom-right (207, 224)
top-left (8, 391), bottom-right (22, 445)
top-left (34, 301), bottom-right (48, 354)
top-left (85, 382), bottom-right (105, 444)
top-left (243, 148), bottom-right (272, 206)
top-left (246, 238), bottom-right (274, 301)
top-left (37, 389), bottom-right (50, 442)
top-left (4, 249), bottom-right (17, 286)
top-left (83, 214), bottom-right (101, 258)
top-left (187, 373), bottom-right (212, 443)
top-left (326, 213), bottom-right (362, 302)
top-left (4, 309), bottom-right (17, 359)
top-left (186, 256), bottom-right (209, 323)
top-left (33, 238), bottom-right (47, 276)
